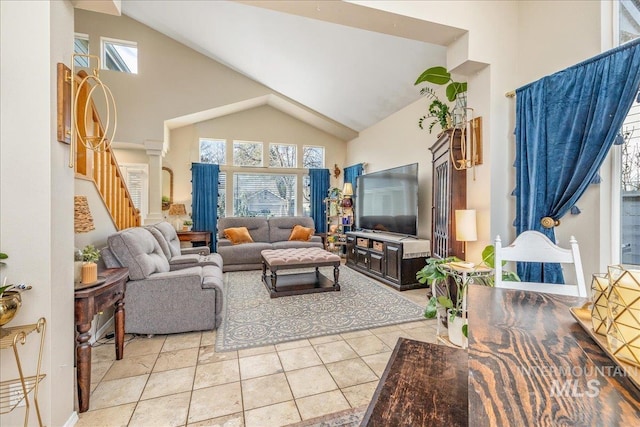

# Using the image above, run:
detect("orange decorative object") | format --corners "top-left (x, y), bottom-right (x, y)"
top-left (81, 262), bottom-right (98, 284)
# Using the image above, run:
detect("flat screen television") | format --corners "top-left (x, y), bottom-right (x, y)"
top-left (355, 163), bottom-right (418, 236)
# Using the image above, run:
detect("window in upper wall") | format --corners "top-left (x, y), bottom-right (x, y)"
top-left (618, 0), bottom-right (640, 264)
top-left (233, 173), bottom-right (296, 217)
top-left (233, 140), bottom-right (263, 167)
top-left (200, 138), bottom-right (226, 164)
top-left (101, 37), bottom-right (138, 73)
top-left (303, 146), bottom-right (325, 168)
top-left (74, 33), bottom-right (89, 67)
top-left (269, 143), bottom-right (297, 168)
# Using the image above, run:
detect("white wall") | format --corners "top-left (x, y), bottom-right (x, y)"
top-left (0, 1), bottom-right (76, 426)
top-left (348, 1), bottom-right (609, 281)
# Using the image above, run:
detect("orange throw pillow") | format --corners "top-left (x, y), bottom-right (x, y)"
top-left (224, 227), bottom-right (254, 245)
top-left (288, 224), bottom-right (314, 241)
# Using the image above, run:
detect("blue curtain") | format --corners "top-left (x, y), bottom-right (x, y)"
top-left (514, 38), bottom-right (640, 283)
top-left (309, 168), bottom-right (330, 233)
top-left (343, 163), bottom-right (364, 192)
top-left (191, 163), bottom-right (219, 250)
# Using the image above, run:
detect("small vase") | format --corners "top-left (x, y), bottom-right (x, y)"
top-left (81, 262), bottom-right (98, 284)
top-left (452, 92), bottom-right (467, 128)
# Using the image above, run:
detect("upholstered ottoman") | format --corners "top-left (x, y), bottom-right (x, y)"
top-left (261, 247), bottom-right (341, 298)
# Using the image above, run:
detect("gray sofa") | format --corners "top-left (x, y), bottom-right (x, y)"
top-left (106, 227), bottom-right (224, 334)
top-left (217, 216), bottom-right (323, 272)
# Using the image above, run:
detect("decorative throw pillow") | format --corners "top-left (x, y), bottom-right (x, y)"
top-left (224, 227), bottom-right (254, 245)
top-left (288, 224), bottom-right (314, 241)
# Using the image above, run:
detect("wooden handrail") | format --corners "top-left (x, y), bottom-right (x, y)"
top-left (74, 71), bottom-right (140, 229)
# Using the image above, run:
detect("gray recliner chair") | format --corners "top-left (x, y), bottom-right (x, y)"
top-left (107, 227), bottom-right (224, 334)
top-left (146, 221), bottom-right (223, 271)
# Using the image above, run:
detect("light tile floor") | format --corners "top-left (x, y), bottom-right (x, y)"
top-left (76, 288), bottom-right (437, 427)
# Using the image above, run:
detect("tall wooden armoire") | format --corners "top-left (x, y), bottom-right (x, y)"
top-left (429, 128), bottom-right (467, 260)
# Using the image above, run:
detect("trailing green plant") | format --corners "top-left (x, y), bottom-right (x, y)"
top-left (417, 246), bottom-right (520, 339)
top-left (417, 256), bottom-right (465, 326)
top-left (480, 245), bottom-right (520, 284)
top-left (415, 66), bottom-right (467, 134)
top-left (81, 245), bottom-right (100, 263)
top-left (416, 87), bottom-right (452, 133)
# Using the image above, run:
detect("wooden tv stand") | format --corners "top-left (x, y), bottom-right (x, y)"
top-left (345, 231), bottom-right (429, 291)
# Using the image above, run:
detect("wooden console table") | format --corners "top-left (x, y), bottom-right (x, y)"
top-left (74, 267), bottom-right (128, 413)
top-left (177, 230), bottom-right (211, 248)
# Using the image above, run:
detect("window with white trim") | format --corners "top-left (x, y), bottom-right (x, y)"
top-left (618, 0), bottom-right (640, 264)
top-left (269, 143), bottom-right (296, 168)
top-left (101, 37), bottom-right (138, 74)
top-left (200, 138), bottom-right (226, 164)
top-left (233, 140), bottom-right (263, 167)
top-left (233, 173), bottom-right (296, 217)
top-left (74, 33), bottom-right (89, 67)
top-left (119, 163), bottom-right (148, 221)
top-left (303, 145), bottom-right (325, 168)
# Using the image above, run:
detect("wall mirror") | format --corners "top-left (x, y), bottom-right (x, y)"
top-left (162, 166), bottom-right (173, 210)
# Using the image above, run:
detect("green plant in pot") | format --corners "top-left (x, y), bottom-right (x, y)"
top-left (417, 247), bottom-right (520, 347)
top-left (0, 252), bottom-right (33, 330)
top-left (182, 219), bottom-right (193, 231)
top-left (414, 66), bottom-right (467, 134)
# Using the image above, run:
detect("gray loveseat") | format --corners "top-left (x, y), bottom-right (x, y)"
top-left (106, 227), bottom-right (224, 334)
top-left (217, 216), bottom-right (323, 272)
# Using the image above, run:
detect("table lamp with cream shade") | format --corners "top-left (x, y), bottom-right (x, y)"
top-left (342, 182), bottom-right (354, 209)
top-left (168, 203), bottom-right (187, 230)
top-left (455, 209), bottom-right (477, 261)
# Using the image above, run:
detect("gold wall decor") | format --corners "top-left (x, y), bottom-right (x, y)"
top-left (57, 63), bottom-right (72, 144)
top-left (67, 53), bottom-right (117, 168)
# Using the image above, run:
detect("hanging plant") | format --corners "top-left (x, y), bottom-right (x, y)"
top-left (415, 66), bottom-right (467, 134)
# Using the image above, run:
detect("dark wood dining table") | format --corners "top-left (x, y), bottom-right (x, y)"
top-left (362, 285), bottom-right (640, 426)
top-left (468, 285), bottom-right (640, 425)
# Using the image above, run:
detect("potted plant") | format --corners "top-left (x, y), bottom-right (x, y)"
top-left (418, 257), bottom-right (468, 347)
top-left (417, 248), bottom-right (520, 347)
top-left (0, 252), bottom-right (32, 328)
top-left (81, 244), bottom-right (100, 284)
top-left (414, 66), bottom-right (467, 133)
top-left (182, 219), bottom-right (193, 231)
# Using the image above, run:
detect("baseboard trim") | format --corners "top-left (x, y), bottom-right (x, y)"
top-left (91, 316), bottom-right (114, 345)
top-left (64, 411), bottom-right (79, 427)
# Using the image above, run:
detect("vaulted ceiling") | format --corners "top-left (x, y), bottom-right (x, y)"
top-left (121, 0), bottom-right (452, 134)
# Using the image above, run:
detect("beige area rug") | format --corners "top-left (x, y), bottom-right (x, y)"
top-left (215, 267), bottom-right (425, 352)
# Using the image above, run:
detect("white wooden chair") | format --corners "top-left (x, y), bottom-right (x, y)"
top-left (494, 231), bottom-right (588, 298)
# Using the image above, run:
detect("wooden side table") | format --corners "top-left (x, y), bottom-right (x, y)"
top-left (74, 267), bottom-right (128, 413)
top-left (177, 230), bottom-right (211, 248)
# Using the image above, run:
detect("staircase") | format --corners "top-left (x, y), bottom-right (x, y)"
top-left (74, 70), bottom-right (141, 230)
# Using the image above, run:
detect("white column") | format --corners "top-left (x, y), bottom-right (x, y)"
top-left (145, 140), bottom-right (165, 224)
